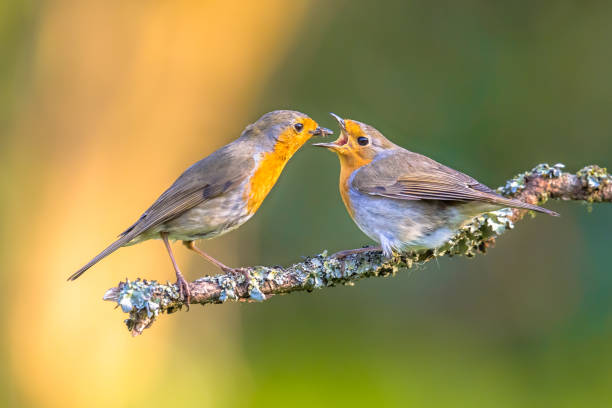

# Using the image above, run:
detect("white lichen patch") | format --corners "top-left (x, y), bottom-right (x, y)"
top-left (498, 163), bottom-right (565, 196)
top-left (435, 208), bottom-right (514, 258)
top-left (108, 279), bottom-right (181, 333)
top-left (113, 279), bottom-right (179, 315)
top-left (577, 165), bottom-right (610, 191)
top-left (216, 274), bottom-right (238, 303)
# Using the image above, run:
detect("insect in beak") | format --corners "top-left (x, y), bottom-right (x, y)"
top-left (309, 127), bottom-right (334, 136)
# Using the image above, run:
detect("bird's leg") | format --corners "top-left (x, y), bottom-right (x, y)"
top-left (161, 232), bottom-right (191, 307)
top-left (331, 246), bottom-right (383, 260)
top-left (183, 240), bottom-right (233, 271)
top-left (183, 241), bottom-right (250, 282)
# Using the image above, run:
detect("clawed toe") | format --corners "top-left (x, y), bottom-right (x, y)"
top-left (222, 267), bottom-right (250, 281)
top-left (332, 250), bottom-right (353, 260)
top-left (175, 275), bottom-right (192, 309)
top-left (332, 246), bottom-right (383, 260)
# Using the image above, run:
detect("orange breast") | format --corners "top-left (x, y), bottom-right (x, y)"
top-left (338, 155), bottom-right (372, 219)
top-left (246, 150), bottom-right (290, 213)
top-left (339, 166), bottom-right (356, 218)
top-left (245, 129), bottom-right (308, 214)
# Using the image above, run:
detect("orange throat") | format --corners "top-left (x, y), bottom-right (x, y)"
top-left (245, 134), bottom-right (309, 213)
top-left (338, 154), bottom-right (372, 218)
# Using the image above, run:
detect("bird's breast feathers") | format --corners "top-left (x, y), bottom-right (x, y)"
top-left (338, 154), bottom-right (374, 218)
top-left (244, 130), bottom-right (307, 214)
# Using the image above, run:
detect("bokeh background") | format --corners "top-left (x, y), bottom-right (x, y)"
top-left (2, 1), bottom-right (612, 406)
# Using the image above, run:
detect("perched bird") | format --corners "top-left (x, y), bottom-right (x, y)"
top-left (69, 110), bottom-right (332, 302)
top-left (314, 113), bottom-right (558, 258)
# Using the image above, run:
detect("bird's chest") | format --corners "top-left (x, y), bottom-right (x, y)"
top-left (339, 166), bottom-right (358, 218)
top-left (244, 146), bottom-right (294, 214)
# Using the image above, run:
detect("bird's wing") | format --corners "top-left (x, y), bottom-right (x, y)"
top-left (351, 149), bottom-right (558, 216)
top-left (351, 150), bottom-right (494, 200)
top-left (119, 143), bottom-right (255, 238)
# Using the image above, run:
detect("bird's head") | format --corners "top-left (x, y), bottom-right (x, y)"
top-left (313, 113), bottom-right (395, 166)
top-left (247, 110), bottom-right (332, 151)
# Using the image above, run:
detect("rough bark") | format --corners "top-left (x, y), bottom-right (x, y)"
top-left (102, 164), bottom-right (611, 336)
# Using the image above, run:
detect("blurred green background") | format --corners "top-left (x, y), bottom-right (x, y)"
top-left (1, 0), bottom-right (611, 407)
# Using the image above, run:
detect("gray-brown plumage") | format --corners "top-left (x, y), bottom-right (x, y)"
top-left (315, 114), bottom-right (558, 257)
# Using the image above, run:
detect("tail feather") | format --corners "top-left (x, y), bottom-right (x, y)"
top-left (498, 197), bottom-right (559, 217)
top-left (68, 235), bottom-right (133, 281)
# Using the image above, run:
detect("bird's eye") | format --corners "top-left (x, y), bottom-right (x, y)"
top-left (293, 123), bottom-right (304, 132)
top-left (357, 136), bottom-right (369, 146)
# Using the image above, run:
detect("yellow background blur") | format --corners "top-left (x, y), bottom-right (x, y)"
top-left (2, 1), bottom-right (612, 407)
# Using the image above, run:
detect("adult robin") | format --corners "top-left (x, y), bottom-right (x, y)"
top-left (314, 113), bottom-right (558, 258)
top-left (69, 110), bottom-right (332, 302)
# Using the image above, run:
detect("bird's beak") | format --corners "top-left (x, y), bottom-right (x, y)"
top-left (312, 141), bottom-right (339, 149)
top-left (329, 112), bottom-right (346, 131)
top-left (309, 126), bottom-right (333, 136)
top-left (312, 113), bottom-right (348, 151)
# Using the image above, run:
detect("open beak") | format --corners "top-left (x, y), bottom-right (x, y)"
top-left (329, 112), bottom-right (346, 131)
top-left (312, 141), bottom-right (340, 149)
top-left (312, 112), bottom-right (348, 150)
top-left (309, 126), bottom-right (333, 136)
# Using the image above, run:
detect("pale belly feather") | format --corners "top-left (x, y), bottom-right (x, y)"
top-left (161, 186), bottom-right (252, 241)
top-left (348, 186), bottom-right (484, 256)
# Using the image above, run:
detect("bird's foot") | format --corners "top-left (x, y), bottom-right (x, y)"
top-left (222, 266), bottom-right (251, 283)
top-left (331, 246), bottom-right (383, 260)
top-left (175, 273), bottom-right (192, 310)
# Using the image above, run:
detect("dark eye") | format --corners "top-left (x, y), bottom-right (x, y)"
top-left (357, 136), bottom-right (369, 146)
top-left (293, 123), bottom-right (304, 132)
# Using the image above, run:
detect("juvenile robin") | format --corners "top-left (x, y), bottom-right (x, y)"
top-left (314, 113), bottom-right (558, 258)
top-left (69, 110), bottom-right (332, 302)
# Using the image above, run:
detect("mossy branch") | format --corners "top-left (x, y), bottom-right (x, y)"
top-left (103, 164), bottom-right (611, 336)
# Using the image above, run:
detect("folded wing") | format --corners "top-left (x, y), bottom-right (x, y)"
top-left (352, 150), bottom-right (558, 216)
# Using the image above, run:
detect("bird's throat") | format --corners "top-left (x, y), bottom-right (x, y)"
top-left (338, 154), bottom-right (372, 218)
top-left (245, 131), bottom-right (309, 214)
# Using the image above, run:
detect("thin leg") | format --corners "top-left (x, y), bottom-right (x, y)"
top-left (161, 232), bottom-right (191, 305)
top-left (332, 246), bottom-right (383, 260)
top-left (183, 240), bottom-right (250, 281)
top-left (183, 240), bottom-right (234, 272)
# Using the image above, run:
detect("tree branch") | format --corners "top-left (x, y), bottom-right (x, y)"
top-left (103, 164), bottom-right (611, 336)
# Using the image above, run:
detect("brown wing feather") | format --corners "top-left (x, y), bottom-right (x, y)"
top-left (120, 145), bottom-right (255, 238)
top-left (352, 150), bottom-right (558, 216)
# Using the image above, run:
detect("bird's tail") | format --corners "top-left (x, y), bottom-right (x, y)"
top-left (67, 234), bottom-right (133, 281)
top-left (496, 197), bottom-right (559, 217)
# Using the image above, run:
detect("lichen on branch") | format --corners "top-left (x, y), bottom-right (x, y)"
top-left (102, 163), bottom-right (611, 336)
